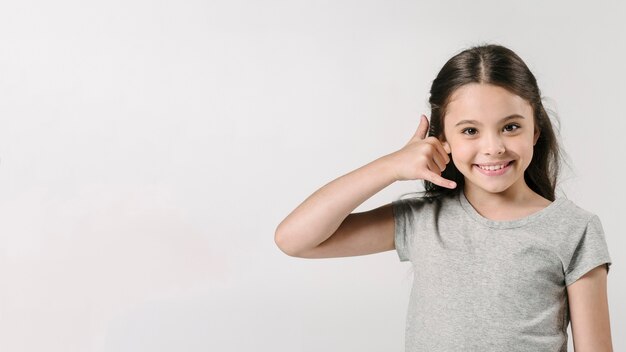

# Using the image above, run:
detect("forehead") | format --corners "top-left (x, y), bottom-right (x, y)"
top-left (444, 83), bottom-right (532, 124)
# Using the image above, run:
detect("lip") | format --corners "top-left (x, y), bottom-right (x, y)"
top-left (473, 160), bottom-right (514, 176)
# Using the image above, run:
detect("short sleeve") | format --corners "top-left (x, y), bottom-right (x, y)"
top-left (392, 198), bottom-right (415, 262)
top-left (564, 215), bottom-right (613, 286)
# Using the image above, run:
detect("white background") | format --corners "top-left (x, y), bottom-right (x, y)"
top-left (0, 0), bottom-right (624, 351)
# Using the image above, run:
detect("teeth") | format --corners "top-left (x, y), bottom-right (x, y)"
top-left (478, 163), bottom-right (508, 171)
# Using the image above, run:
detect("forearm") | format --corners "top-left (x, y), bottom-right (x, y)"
top-left (275, 153), bottom-right (398, 256)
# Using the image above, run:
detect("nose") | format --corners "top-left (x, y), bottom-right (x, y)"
top-left (482, 133), bottom-right (505, 155)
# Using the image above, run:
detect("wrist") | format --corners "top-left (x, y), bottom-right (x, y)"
top-left (373, 153), bottom-right (401, 184)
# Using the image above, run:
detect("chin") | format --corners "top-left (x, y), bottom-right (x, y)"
top-left (465, 179), bottom-right (514, 194)
top-left (483, 186), bottom-right (513, 194)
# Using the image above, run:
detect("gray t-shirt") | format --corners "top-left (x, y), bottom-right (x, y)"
top-left (392, 190), bottom-right (612, 352)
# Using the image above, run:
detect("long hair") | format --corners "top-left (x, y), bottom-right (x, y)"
top-left (404, 43), bottom-right (565, 202)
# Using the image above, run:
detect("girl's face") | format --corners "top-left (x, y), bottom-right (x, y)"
top-left (442, 83), bottom-right (540, 199)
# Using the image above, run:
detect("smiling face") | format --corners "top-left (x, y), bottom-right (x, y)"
top-left (442, 83), bottom-right (540, 200)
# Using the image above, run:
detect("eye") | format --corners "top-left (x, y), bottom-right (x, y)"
top-left (503, 124), bottom-right (521, 132)
top-left (461, 127), bottom-right (478, 136)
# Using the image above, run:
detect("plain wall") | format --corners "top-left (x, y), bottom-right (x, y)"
top-left (0, 0), bottom-right (623, 351)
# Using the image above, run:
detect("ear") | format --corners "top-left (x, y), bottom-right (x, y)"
top-left (533, 128), bottom-right (540, 146)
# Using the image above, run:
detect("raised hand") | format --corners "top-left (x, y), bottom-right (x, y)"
top-left (387, 114), bottom-right (456, 189)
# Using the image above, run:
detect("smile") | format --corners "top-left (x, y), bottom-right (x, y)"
top-left (474, 161), bottom-right (514, 175)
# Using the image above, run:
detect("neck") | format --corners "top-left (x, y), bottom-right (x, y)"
top-left (461, 181), bottom-right (554, 221)
top-left (463, 182), bottom-right (538, 208)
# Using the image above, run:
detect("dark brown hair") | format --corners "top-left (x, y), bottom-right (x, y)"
top-left (408, 43), bottom-right (565, 202)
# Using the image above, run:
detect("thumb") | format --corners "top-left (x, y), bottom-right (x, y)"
top-left (412, 114), bottom-right (429, 141)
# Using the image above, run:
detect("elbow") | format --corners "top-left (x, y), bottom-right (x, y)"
top-left (274, 226), bottom-right (303, 258)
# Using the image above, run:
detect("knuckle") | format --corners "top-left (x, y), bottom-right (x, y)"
top-left (425, 136), bottom-right (437, 142)
top-left (417, 154), bottom-right (429, 163)
top-left (423, 143), bottom-right (435, 152)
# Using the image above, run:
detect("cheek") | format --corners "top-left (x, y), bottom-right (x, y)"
top-left (449, 143), bottom-right (473, 163)
top-left (510, 138), bottom-right (535, 157)
top-left (523, 146), bottom-right (535, 165)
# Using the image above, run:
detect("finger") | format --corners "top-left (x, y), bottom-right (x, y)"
top-left (437, 144), bottom-right (451, 166)
top-left (426, 159), bottom-right (440, 174)
top-left (424, 170), bottom-right (457, 189)
top-left (412, 114), bottom-right (429, 141)
top-left (425, 137), bottom-right (451, 165)
top-left (442, 141), bottom-right (451, 155)
top-left (431, 152), bottom-right (447, 172)
top-left (424, 148), bottom-right (445, 172)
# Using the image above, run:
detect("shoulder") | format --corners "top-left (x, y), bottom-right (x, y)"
top-left (548, 198), bottom-right (610, 267)
top-left (551, 197), bottom-right (599, 226)
top-left (532, 197), bottom-right (603, 254)
top-left (392, 192), bottom-right (459, 220)
top-left (547, 199), bottom-right (607, 257)
top-left (392, 191), bottom-right (457, 209)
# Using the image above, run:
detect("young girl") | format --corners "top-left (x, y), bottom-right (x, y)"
top-left (274, 44), bottom-right (613, 351)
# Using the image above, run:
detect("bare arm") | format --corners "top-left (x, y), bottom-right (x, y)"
top-left (274, 115), bottom-right (454, 258)
top-left (274, 154), bottom-right (398, 258)
top-left (568, 264), bottom-right (613, 352)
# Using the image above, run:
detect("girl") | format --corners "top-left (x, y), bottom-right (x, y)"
top-left (275, 44), bottom-right (613, 351)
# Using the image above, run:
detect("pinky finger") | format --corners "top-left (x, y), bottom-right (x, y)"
top-left (425, 171), bottom-right (457, 189)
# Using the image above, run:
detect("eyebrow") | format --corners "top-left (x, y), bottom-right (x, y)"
top-left (454, 114), bottom-right (525, 127)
